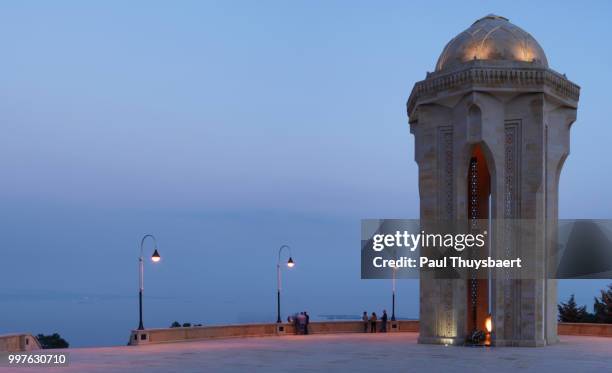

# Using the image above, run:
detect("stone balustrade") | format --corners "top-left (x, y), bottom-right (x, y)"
top-left (4, 321), bottom-right (609, 350)
top-left (128, 320), bottom-right (419, 345)
top-left (128, 321), bottom-right (612, 346)
top-left (558, 322), bottom-right (612, 337)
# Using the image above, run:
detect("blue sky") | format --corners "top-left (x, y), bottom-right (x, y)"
top-left (1, 1), bottom-right (611, 346)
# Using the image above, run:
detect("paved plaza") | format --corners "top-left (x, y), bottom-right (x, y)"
top-left (7, 333), bottom-right (611, 373)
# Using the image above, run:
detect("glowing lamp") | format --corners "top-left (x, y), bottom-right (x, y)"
top-left (287, 257), bottom-right (295, 268)
top-left (151, 249), bottom-right (161, 263)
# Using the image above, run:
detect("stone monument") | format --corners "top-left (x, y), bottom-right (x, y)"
top-left (407, 15), bottom-right (580, 346)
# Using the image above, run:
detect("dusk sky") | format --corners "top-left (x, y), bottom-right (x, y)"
top-left (1, 1), bottom-right (611, 347)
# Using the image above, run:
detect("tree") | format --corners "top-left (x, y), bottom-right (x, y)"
top-left (170, 321), bottom-right (181, 328)
top-left (36, 333), bottom-right (69, 349)
top-left (558, 294), bottom-right (589, 322)
top-left (594, 284), bottom-right (612, 324)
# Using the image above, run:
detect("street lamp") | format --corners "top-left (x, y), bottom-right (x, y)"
top-left (151, 249), bottom-right (161, 263)
top-left (276, 244), bottom-right (294, 323)
top-left (390, 247), bottom-right (397, 321)
top-left (391, 267), bottom-right (397, 321)
top-left (138, 234), bottom-right (161, 330)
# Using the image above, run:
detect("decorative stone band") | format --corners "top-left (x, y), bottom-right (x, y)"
top-left (407, 62), bottom-right (580, 117)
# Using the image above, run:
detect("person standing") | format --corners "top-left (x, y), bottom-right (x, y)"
top-left (381, 310), bottom-right (388, 332)
top-left (292, 313), bottom-right (299, 332)
top-left (297, 312), bottom-right (306, 335)
top-left (304, 311), bottom-right (310, 335)
top-left (370, 312), bottom-right (377, 333)
top-left (362, 311), bottom-right (368, 333)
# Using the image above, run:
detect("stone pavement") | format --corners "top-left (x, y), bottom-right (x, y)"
top-left (5, 333), bottom-right (611, 373)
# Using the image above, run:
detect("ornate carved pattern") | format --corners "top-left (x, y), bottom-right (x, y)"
top-left (504, 121), bottom-right (520, 338)
top-left (438, 127), bottom-right (454, 220)
top-left (407, 64), bottom-right (580, 115)
top-left (437, 127), bottom-right (454, 337)
top-left (504, 123), bottom-right (520, 220)
top-left (469, 157), bottom-right (479, 331)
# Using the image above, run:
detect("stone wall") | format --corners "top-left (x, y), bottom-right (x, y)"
top-left (0, 334), bottom-right (41, 352)
top-left (128, 321), bottom-right (611, 346)
top-left (558, 323), bottom-right (612, 337)
top-left (129, 320), bottom-right (420, 345)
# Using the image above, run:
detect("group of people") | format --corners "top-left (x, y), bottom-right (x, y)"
top-left (288, 310), bottom-right (389, 334)
top-left (362, 310), bottom-right (389, 333)
top-left (288, 311), bottom-right (310, 335)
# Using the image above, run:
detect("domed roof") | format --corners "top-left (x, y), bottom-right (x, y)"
top-left (435, 15), bottom-right (548, 71)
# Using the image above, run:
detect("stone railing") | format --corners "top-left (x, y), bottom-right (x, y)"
top-left (130, 323), bottom-right (279, 345)
top-left (0, 334), bottom-right (41, 352)
top-left (558, 322), bottom-right (612, 337)
top-left (129, 320), bottom-right (419, 345)
top-left (128, 320), bottom-right (612, 346)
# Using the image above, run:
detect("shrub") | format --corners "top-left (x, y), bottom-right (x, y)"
top-left (594, 284), bottom-right (612, 323)
top-left (36, 333), bottom-right (69, 349)
top-left (558, 294), bottom-right (591, 323)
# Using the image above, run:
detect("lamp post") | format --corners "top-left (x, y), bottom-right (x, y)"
top-left (391, 267), bottom-right (397, 321)
top-left (390, 247), bottom-right (397, 321)
top-left (276, 244), bottom-right (294, 323)
top-left (138, 234), bottom-right (161, 330)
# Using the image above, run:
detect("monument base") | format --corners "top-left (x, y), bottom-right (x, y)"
top-left (493, 339), bottom-right (547, 347)
top-left (418, 336), bottom-right (464, 346)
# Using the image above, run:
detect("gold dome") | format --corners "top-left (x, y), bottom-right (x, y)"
top-left (435, 14), bottom-right (548, 71)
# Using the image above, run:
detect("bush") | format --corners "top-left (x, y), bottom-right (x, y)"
top-left (594, 284), bottom-right (612, 323)
top-left (170, 321), bottom-right (200, 328)
top-left (558, 294), bottom-right (591, 322)
top-left (558, 284), bottom-right (612, 324)
top-left (36, 333), bottom-right (69, 349)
